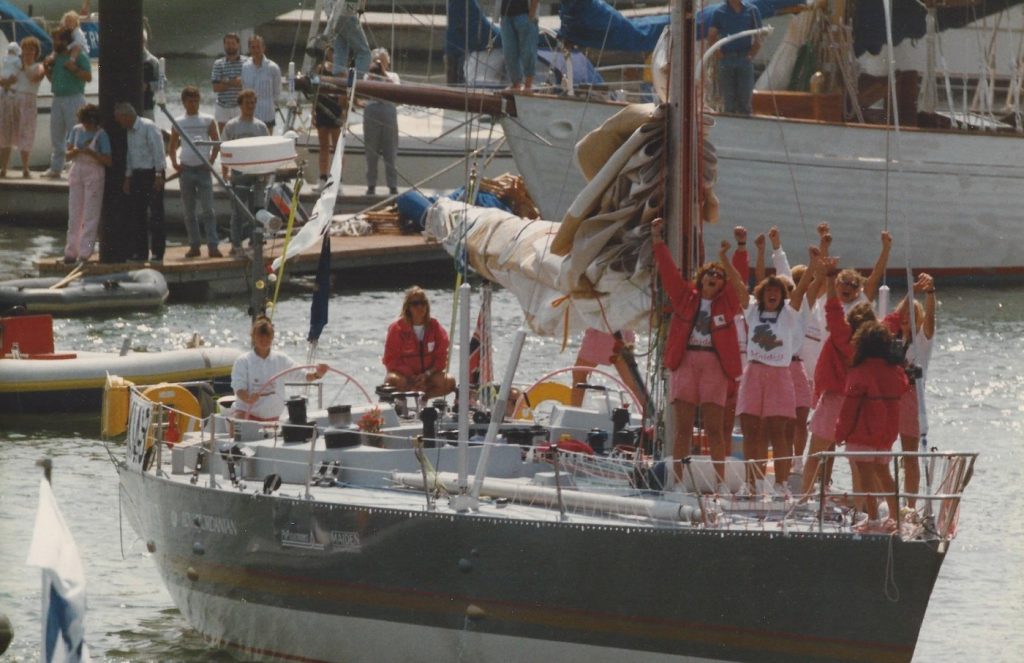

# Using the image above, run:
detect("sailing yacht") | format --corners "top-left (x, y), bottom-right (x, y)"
top-left (113, 6), bottom-right (977, 662)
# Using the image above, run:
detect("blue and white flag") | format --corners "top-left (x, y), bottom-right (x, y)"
top-left (26, 478), bottom-right (91, 663)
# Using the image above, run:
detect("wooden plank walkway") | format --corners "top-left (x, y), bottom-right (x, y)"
top-left (34, 233), bottom-right (452, 300)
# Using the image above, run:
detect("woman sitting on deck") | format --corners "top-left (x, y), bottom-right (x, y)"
top-left (382, 287), bottom-right (456, 398)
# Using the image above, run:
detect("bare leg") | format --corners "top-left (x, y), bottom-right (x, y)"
top-left (19, 149), bottom-right (30, 177)
top-left (0, 147), bottom-right (9, 176)
top-left (900, 435), bottom-right (920, 508)
top-left (701, 402), bottom-right (727, 484)
top-left (740, 413), bottom-right (763, 491)
top-left (800, 433), bottom-right (834, 496)
top-left (670, 399), bottom-right (697, 481)
top-left (854, 462), bottom-right (878, 519)
top-left (793, 406), bottom-right (809, 461)
top-left (766, 415), bottom-right (792, 485)
top-left (876, 463), bottom-right (898, 520)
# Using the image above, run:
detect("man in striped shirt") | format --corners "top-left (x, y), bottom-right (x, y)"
top-left (211, 32), bottom-right (243, 133)
top-left (241, 35), bottom-right (281, 132)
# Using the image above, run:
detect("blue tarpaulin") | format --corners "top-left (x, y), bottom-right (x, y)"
top-left (0, 1), bottom-right (53, 57)
top-left (446, 0), bottom-right (500, 56)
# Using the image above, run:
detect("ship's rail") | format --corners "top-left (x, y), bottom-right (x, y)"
top-left (127, 390), bottom-right (977, 541)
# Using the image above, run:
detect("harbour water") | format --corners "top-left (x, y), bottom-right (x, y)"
top-left (1, 221), bottom-right (1022, 661)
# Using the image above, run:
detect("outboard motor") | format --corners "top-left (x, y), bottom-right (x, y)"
top-left (586, 427), bottom-right (609, 454)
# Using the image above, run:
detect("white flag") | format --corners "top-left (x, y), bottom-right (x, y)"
top-left (26, 478), bottom-right (91, 663)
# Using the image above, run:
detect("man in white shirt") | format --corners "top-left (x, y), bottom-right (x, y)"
top-left (115, 102), bottom-right (165, 263)
top-left (240, 35), bottom-right (281, 132)
top-left (169, 86), bottom-right (221, 258)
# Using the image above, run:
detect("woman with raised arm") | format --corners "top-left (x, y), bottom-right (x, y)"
top-left (733, 247), bottom-right (817, 498)
top-left (882, 272), bottom-right (936, 509)
top-left (651, 217), bottom-right (743, 490)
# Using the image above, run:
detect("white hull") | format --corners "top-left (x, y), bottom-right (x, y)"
top-left (503, 94), bottom-right (1024, 277)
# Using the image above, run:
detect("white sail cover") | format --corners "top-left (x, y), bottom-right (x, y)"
top-left (425, 106), bottom-right (671, 338)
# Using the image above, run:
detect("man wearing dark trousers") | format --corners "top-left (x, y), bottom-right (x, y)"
top-left (115, 102), bottom-right (166, 263)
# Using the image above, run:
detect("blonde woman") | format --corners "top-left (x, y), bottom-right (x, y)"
top-left (382, 287), bottom-right (455, 398)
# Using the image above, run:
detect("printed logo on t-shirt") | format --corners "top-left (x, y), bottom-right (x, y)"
top-left (751, 323), bottom-right (784, 352)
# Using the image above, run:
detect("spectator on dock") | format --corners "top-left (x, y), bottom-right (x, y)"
top-left (221, 89), bottom-right (269, 257)
top-left (42, 28), bottom-right (91, 179)
top-left (115, 102), bottom-right (166, 263)
top-left (63, 103), bottom-right (111, 264)
top-left (211, 32), bottom-right (244, 133)
top-left (0, 37), bottom-right (45, 179)
top-left (706, 0), bottom-right (763, 116)
top-left (240, 35), bottom-right (281, 132)
top-left (325, 0), bottom-right (371, 81)
top-left (383, 287), bottom-right (456, 398)
top-left (363, 49), bottom-right (400, 196)
top-left (499, 0), bottom-right (539, 92)
top-left (169, 86), bottom-right (222, 259)
top-left (313, 47), bottom-right (345, 192)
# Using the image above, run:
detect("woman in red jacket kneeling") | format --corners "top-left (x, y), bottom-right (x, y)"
top-left (382, 286), bottom-right (456, 398)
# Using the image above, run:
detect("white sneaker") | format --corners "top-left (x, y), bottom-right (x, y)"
top-left (736, 484), bottom-right (752, 499)
top-left (774, 483), bottom-right (792, 501)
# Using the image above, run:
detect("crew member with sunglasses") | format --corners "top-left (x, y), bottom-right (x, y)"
top-left (651, 217), bottom-right (744, 490)
top-left (383, 287), bottom-right (456, 398)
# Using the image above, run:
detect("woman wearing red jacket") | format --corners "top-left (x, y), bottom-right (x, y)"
top-left (799, 257), bottom-right (878, 498)
top-left (834, 321), bottom-right (908, 528)
top-left (382, 287), bottom-right (456, 398)
top-left (651, 218), bottom-right (744, 488)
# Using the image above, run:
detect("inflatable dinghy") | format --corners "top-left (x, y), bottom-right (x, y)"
top-left (0, 269), bottom-right (169, 315)
top-left (0, 313), bottom-right (240, 414)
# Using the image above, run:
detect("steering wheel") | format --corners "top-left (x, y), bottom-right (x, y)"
top-left (511, 365), bottom-right (641, 426)
top-left (238, 363), bottom-right (374, 420)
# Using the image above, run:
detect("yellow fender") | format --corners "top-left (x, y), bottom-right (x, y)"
top-left (512, 381), bottom-right (573, 420)
top-left (101, 374), bottom-right (135, 438)
top-left (142, 383), bottom-right (203, 448)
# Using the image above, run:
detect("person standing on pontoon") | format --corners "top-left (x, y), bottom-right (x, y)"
top-left (62, 103), bottom-right (111, 264)
top-left (241, 35), bottom-right (281, 133)
top-left (706, 0), bottom-right (762, 115)
top-left (0, 37), bottom-right (44, 179)
top-left (168, 86), bottom-right (222, 258)
top-left (211, 32), bottom-right (244, 134)
top-left (232, 316), bottom-right (328, 421)
top-left (382, 287), bottom-right (456, 398)
top-left (41, 29), bottom-right (91, 178)
top-left (363, 48), bottom-right (400, 196)
top-left (115, 101), bottom-right (166, 263)
top-left (221, 89), bottom-right (269, 257)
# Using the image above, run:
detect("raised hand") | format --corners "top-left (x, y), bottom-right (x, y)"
top-left (650, 217), bottom-right (665, 244)
top-left (768, 226), bottom-right (781, 250)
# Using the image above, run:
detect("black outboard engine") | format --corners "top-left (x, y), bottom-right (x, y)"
top-left (586, 427), bottom-right (609, 454)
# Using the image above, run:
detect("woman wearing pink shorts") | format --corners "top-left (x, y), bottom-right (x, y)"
top-left (736, 259), bottom-right (817, 496)
top-left (800, 259), bottom-right (880, 497)
top-left (883, 272), bottom-right (936, 507)
top-left (651, 218), bottom-right (744, 488)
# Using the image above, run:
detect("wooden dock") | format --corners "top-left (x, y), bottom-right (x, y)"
top-left (34, 233), bottom-right (452, 300)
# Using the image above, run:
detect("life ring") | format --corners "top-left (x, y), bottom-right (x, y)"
top-left (143, 383), bottom-right (202, 448)
top-left (512, 381), bottom-right (573, 420)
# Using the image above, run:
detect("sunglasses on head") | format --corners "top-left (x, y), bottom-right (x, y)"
top-left (838, 279), bottom-right (861, 288)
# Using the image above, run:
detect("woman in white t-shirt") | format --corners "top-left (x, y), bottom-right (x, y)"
top-left (232, 317), bottom-right (328, 421)
top-left (736, 258), bottom-right (819, 497)
top-left (883, 273), bottom-right (936, 509)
